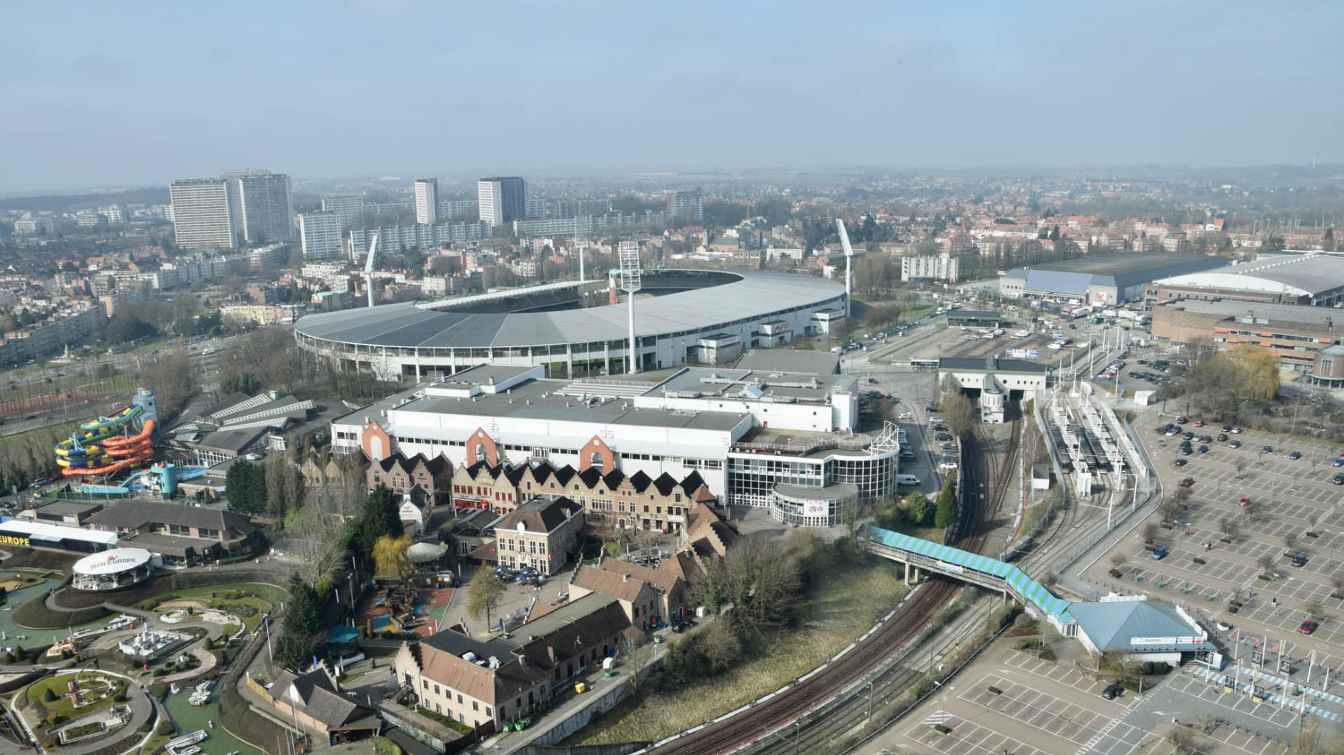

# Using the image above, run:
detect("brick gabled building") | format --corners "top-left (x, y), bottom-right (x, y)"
top-left (366, 452), bottom-right (453, 506)
top-left (393, 594), bottom-right (632, 732)
top-left (450, 459), bottom-right (715, 533)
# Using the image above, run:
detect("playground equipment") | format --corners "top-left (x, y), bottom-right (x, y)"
top-left (56, 389), bottom-right (157, 478)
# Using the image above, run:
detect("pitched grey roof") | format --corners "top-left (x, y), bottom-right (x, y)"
top-left (296, 272), bottom-right (845, 348)
top-left (89, 500), bottom-right (254, 539)
top-left (1069, 600), bottom-right (1211, 652)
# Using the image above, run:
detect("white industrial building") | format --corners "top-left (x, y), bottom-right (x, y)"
top-left (938, 357), bottom-right (1048, 423)
top-left (331, 362), bottom-right (897, 523)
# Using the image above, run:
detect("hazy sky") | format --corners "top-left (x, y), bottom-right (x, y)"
top-left (3, 0), bottom-right (1341, 192)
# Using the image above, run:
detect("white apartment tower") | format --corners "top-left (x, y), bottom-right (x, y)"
top-left (170, 178), bottom-right (238, 250)
top-left (478, 176), bottom-right (527, 226)
top-left (297, 212), bottom-right (345, 261)
top-left (414, 178), bottom-right (438, 225)
top-left (224, 170), bottom-right (293, 243)
top-left (900, 253), bottom-right (960, 284)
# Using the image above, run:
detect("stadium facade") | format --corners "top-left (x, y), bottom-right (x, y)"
top-left (294, 271), bottom-right (848, 380)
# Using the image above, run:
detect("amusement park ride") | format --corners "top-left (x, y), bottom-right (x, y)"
top-left (54, 388), bottom-right (157, 478)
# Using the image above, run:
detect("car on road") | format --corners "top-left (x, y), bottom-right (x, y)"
top-left (1102, 682), bottom-right (1125, 700)
top-left (1288, 451), bottom-right (1303, 460)
top-left (1299, 620), bottom-right (1320, 635)
top-left (1179, 477), bottom-right (1196, 487)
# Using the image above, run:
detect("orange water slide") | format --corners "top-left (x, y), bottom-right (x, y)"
top-left (102, 419), bottom-right (156, 451)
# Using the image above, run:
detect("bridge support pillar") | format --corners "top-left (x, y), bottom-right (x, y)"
top-left (904, 561), bottom-right (910, 584)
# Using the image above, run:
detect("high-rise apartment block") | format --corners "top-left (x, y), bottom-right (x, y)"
top-left (478, 176), bottom-right (527, 226)
top-left (224, 170), bottom-right (293, 243)
top-left (900, 253), bottom-right (960, 284)
top-left (668, 189), bottom-right (704, 224)
top-left (436, 198), bottom-right (477, 221)
top-left (321, 194), bottom-right (366, 231)
top-left (414, 178), bottom-right (439, 225)
top-left (170, 178), bottom-right (238, 250)
top-left (297, 212), bottom-right (345, 261)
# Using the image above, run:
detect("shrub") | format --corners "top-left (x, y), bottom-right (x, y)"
top-left (42, 688), bottom-right (57, 703)
top-left (156, 719), bottom-right (174, 736)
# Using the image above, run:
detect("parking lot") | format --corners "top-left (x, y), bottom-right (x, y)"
top-left (1085, 417), bottom-right (1344, 667)
top-left (864, 642), bottom-right (1171, 755)
top-left (866, 637), bottom-right (1297, 755)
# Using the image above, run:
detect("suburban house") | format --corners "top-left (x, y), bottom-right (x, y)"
top-left (257, 665), bottom-right (380, 746)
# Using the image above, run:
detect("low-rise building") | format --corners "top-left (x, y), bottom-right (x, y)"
top-left (493, 496), bottom-right (583, 575)
top-left (87, 500), bottom-right (259, 563)
top-left (393, 594), bottom-right (632, 732)
top-left (569, 564), bottom-right (661, 628)
top-left (258, 666), bottom-right (380, 746)
top-left (1151, 298), bottom-right (1342, 373)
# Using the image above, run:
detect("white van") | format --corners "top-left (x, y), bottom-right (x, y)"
top-left (895, 474), bottom-right (921, 486)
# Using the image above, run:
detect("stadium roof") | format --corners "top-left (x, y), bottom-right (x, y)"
top-left (867, 526), bottom-right (1074, 624)
top-left (1156, 252), bottom-right (1344, 298)
top-left (295, 272), bottom-right (845, 349)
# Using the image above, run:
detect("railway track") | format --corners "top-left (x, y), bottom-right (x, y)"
top-left (652, 422), bottom-right (1024, 755)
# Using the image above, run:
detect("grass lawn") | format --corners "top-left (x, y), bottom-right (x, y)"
top-left (25, 671), bottom-right (125, 726)
top-left (138, 582), bottom-right (286, 632)
top-left (576, 559), bottom-right (907, 745)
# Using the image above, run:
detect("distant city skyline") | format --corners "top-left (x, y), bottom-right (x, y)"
top-left (3, 1), bottom-right (1342, 193)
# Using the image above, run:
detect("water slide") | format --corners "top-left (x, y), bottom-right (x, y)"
top-left (60, 420), bottom-right (155, 477)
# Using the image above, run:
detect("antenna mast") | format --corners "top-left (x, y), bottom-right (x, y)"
top-left (619, 240), bottom-right (642, 375)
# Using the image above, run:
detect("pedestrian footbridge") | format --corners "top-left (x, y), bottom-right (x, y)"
top-left (864, 526), bottom-right (1075, 632)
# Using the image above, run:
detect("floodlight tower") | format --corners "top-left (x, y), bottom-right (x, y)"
top-left (835, 218), bottom-right (854, 318)
top-left (363, 232), bottom-right (380, 309)
top-left (618, 240), bottom-right (642, 374)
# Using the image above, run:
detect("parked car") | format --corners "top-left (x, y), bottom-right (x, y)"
top-left (1152, 545), bottom-right (1169, 560)
top-left (1299, 620), bottom-right (1320, 635)
top-left (1174, 458), bottom-right (1188, 467)
top-left (1332, 474), bottom-right (1344, 486)
top-left (1289, 451), bottom-right (1303, 460)
top-left (1102, 682), bottom-right (1125, 700)
top-left (1333, 457), bottom-right (1344, 468)
top-left (1179, 478), bottom-right (1195, 487)
top-left (1229, 440), bottom-right (1242, 449)
top-left (1262, 445), bottom-right (1274, 453)
top-left (1182, 432), bottom-right (1195, 440)
top-left (1217, 433), bottom-right (1228, 442)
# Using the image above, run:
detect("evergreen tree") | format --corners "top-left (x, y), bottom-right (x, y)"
top-left (276, 572), bottom-right (323, 671)
top-left (225, 460), bottom-right (266, 514)
top-left (934, 480), bottom-right (958, 530)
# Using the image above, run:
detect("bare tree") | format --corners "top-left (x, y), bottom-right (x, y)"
top-left (1284, 532), bottom-right (1298, 551)
top-left (1258, 554), bottom-right (1276, 578)
top-left (1218, 518), bottom-right (1240, 542)
top-left (1167, 726), bottom-right (1203, 755)
top-left (1110, 552), bottom-right (1129, 567)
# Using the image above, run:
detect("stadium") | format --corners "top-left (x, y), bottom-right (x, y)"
top-left (294, 270), bottom-right (848, 380)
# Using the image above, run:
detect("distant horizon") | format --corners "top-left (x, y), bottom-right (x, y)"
top-left (5, 160), bottom-right (1344, 201)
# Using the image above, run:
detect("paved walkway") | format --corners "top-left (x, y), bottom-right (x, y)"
top-left (159, 647), bottom-right (217, 686)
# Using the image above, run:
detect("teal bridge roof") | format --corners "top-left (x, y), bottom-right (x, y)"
top-left (867, 526), bottom-right (1075, 624)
